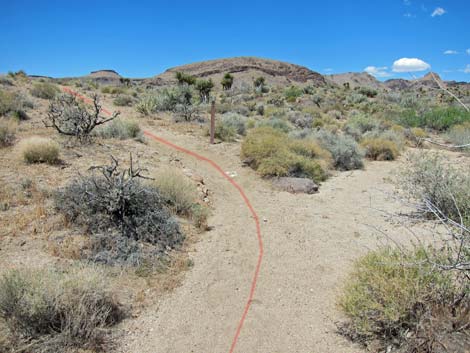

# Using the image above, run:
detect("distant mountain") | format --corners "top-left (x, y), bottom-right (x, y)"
top-left (326, 72), bottom-right (383, 90)
top-left (148, 57), bottom-right (327, 88)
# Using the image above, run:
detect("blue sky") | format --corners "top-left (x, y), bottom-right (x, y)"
top-left (1, 0), bottom-right (469, 81)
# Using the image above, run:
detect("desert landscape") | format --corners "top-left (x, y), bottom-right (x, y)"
top-left (1, 1), bottom-right (470, 353)
top-left (0, 56), bottom-right (469, 353)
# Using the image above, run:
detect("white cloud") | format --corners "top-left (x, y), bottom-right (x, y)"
top-left (464, 65), bottom-right (470, 74)
top-left (444, 50), bottom-right (458, 55)
top-left (431, 7), bottom-right (446, 17)
top-left (392, 58), bottom-right (431, 72)
top-left (364, 66), bottom-right (392, 78)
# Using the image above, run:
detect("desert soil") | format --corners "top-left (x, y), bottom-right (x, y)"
top-left (118, 126), bottom-right (413, 353)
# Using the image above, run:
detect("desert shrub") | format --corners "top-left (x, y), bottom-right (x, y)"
top-left (287, 111), bottom-right (313, 129)
top-left (339, 247), bottom-right (457, 348)
top-left (360, 138), bottom-right (399, 160)
top-left (345, 113), bottom-right (382, 137)
top-left (0, 266), bottom-right (122, 351)
top-left (135, 94), bottom-right (159, 115)
top-left (54, 157), bottom-right (183, 264)
top-left (357, 87), bottom-right (378, 98)
top-left (0, 77), bottom-right (13, 86)
top-left (95, 118), bottom-right (142, 140)
top-left (347, 93), bottom-right (367, 105)
top-left (190, 203), bottom-right (210, 231)
top-left (30, 82), bottom-right (59, 100)
top-left (256, 104), bottom-right (264, 116)
top-left (153, 169), bottom-right (197, 215)
top-left (311, 130), bottom-right (364, 170)
top-left (136, 86), bottom-right (197, 121)
top-left (241, 127), bottom-right (330, 182)
top-left (362, 129), bottom-right (406, 150)
top-left (422, 107), bottom-right (470, 131)
top-left (113, 95), bottom-right (133, 106)
top-left (216, 113), bottom-right (247, 140)
top-left (101, 86), bottom-right (126, 95)
top-left (0, 121), bottom-right (16, 147)
top-left (446, 121), bottom-right (470, 149)
top-left (284, 85), bottom-right (303, 102)
top-left (256, 117), bottom-right (292, 133)
top-left (20, 137), bottom-right (60, 164)
top-left (400, 151), bottom-right (470, 226)
top-left (0, 90), bottom-right (30, 120)
top-left (46, 93), bottom-right (118, 142)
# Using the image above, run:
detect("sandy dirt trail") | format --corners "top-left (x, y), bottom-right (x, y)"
top-left (120, 127), bottom-right (406, 353)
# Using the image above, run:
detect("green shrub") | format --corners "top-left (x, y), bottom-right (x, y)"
top-left (446, 121), bottom-right (470, 149)
top-left (339, 247), bottom-right (454, 345)
top-left (20, 137), bottom-right (60, 164)
top-left (241, 127), bottom-right (330, 182)
top-left (0, 121), bottom-right (16, 147)
top-left (0, 266), bottom-right (122, 351)
top-left (30, 82), bottom-right (59, 99)
top-left (256, 117), bottom-right (292, 133)
top-left (113, 95), bottom-right (134, 106)
top-left (422, 107), bottom-right (470, 131)
top-left (400, 151), bottom-right (470, 226)
top-left (153, 169), bottom-right (198, 215)
top-left (345, 113), bottom-right (382, 136)
top-left (357, 87), bottom-right (378, 98)
top-left (101, 86), bottom-right (126, 95)
top-left (312, 130), bottom-right (364, 170)
top-left (95, 118), bottom-right (142, 140)
top-left (284, 85), bottom-right (303, 102)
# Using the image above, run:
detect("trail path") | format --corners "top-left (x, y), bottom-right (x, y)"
top-left (119, 127), bottom-right (406, 353)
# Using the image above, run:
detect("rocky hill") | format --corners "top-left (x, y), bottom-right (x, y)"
top-left (326, 72), bottom-right (383, 90)
top-left (148, 57), bottom-right (327, 88)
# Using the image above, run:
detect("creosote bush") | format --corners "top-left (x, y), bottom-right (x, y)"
top-left (0, 120), bottom-right (16, 147)
top-left (241, 127), bottom-right (331, 182)
top-left (0, 266), bottom-right (122, 352)
top-left (30, 82), bottom-right (59, 100)
top-left (360, 137), bottom-right (399, 161)
top-left (19, 137), bottom-right (60, 164)
top-left (0, 90), bottom-right (30, 120)
top-left (54, 157), bottom-right (183, 265)
top-left (339, 247), bottom-right (459, 349)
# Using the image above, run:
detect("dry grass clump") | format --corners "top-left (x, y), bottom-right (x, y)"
top-left (360, 137), bottom-right (399, 161)
top-left (154, 168), bottom-right (210, 230)
top-left (19, 137), bottom-right (60, 164)
top-left (0, 120), bottom-right (16, 147)
top-left (0, 266), bottom-right (122, 352)
top-left (446, 121), bottom-right (470, 150)
top-left (241, 126), bottom-right (331, 183)
top-left (154, 169), bottom-right (198, 215)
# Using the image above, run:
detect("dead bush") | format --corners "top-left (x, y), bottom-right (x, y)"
top-left (54, 156), bottom-right (183, 265)
top-left (45, 93), bottom-right (119, 142)
top-left (360, 137), bottom-right (399, 160)
top-left (0, 120), bottom-right (16, 147)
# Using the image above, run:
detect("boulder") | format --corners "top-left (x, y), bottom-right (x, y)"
top-left (272, 177), bottom-right (318, 194)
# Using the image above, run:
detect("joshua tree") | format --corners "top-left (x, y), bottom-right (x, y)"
top-left (175, 71), bottom-right (196, 86)
top-left (195, 79), bottom-right (214, 103)
top-left (221, 73), bottom-right (234, 90)
top-left (253, 76), bottom-right (266, 91)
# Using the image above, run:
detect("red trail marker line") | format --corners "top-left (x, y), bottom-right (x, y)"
top-left (61, 87), bottom-right (264, 353)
